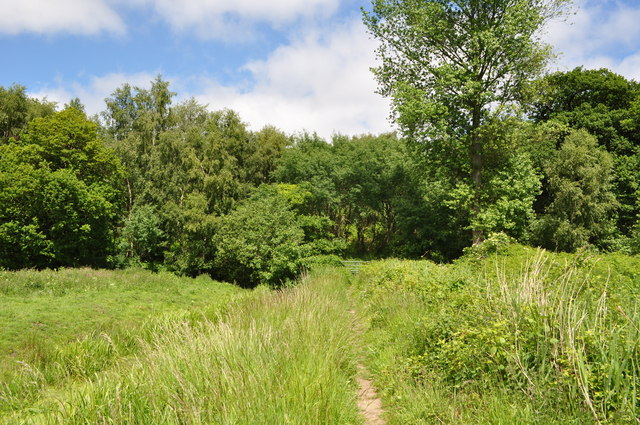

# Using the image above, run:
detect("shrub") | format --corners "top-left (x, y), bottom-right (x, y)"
top-left (213, 191), bottom-right (305, 287)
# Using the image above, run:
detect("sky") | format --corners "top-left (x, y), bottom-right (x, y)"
top-left (1, 0), bottom-right (639, 139)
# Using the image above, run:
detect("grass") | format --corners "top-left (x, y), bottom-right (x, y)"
top-left (14, 247), bottom-right (633, 424)
top-left (0, 268), bottom-right (244, 418)
top-left (352, 244), bottom-right (640, 424)
top-left (1, 267), bottom-right (363, 424)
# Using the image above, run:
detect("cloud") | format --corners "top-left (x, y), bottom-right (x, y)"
top-left (0, 0), bottom-right (341, 39)
top-left (617, 52), bottom-right (640, 82)
top-left (194, 19), bottom-right (392, 139)
top-left (32, 19), bottom-right (392, 139)
top-left (144, 0), bottom-right (341, 40)
top-left (25, 20), bottom-right (391, 140)
top-left (0, 0), bottom-right (125, 35)
top-left (543, 0), bottom-right (640, 80)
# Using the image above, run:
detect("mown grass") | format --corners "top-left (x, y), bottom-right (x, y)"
top-left (2, 268), bottom-right (362, 424)
top-left (0, 268), bottom-right (244, 418)
top-left (352, 243), bottom-right (640, 424)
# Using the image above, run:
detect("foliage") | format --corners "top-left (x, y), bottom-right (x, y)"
top-left (113, 204), bottom-right (165, 268)
top-left (531, 67), bottom-right (640, 235)
top-left (530, 129), bottom-right (618, 251)
top-left (363, 0), bottom-right (569, 245)
top-left (447, 149), bottom-right (541, 240)
top-left (275, 132), bottom-right (426, 257)
top-left (213, 189), bottom-right (304, 287)
top-left (2, 63), bottom-right (639, 274)
top-left (102, 79), bottom-right (291, 275)
top-left (0, 84), bottom-right (56, 142)
top-left (0, 108), bottom-right (123, 269)
top-left (212, 185), bottom-right (343, 287)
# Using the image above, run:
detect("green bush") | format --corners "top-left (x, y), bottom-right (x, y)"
top-left (213, 185), bottom-right (344, 287)
top-left (213, 190), bottom-right (304, 287)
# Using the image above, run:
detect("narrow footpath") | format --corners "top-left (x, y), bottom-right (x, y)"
top-left (349, 309), bottom-right (386, 425)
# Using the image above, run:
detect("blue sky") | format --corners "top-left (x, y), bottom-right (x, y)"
top-left (1, 0), bottom-right (639, 138)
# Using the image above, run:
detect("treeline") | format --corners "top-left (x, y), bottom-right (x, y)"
top-left (1, 68), bottom-right (639, 285)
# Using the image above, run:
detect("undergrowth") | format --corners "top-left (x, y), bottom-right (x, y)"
top-left (353, 244), bottom-right (640, 424)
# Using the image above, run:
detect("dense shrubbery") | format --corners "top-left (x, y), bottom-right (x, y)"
top-left (354, 243), bottom-right (640, 423)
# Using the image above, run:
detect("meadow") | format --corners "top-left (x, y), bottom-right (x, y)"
top-left (0, 268), bottom-right (361, 424)
top-left (3, 244), bottom-right (640, 424)
top-left (0, 268), bottom-right (243, 422)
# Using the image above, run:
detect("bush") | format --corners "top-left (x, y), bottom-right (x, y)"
top-left (213, 191), bottom-right (305, 287)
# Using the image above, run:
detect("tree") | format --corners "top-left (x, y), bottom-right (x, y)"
top-left (530, 67), bottom-right (640, 234)
top-left (21, 108), bottom-right (122, 186)
top-left (0, 84), bottom-right (28, 141)
top-left (274, 132), bottom-right (415, 256)
top-left (213, 184), bottom-right (344, 287)
top-left (363, 0), bottom-right (569, 245)
top-left (101, 76), bottom-right (176, 214)
top-left (0, 108), bottom-right (123, 268)
top-left (530, 129), bottom-right (618, 252)
top-left (213, 189), bottom-right (305, 287)
top-left (0, 84), bottom-right (56, 142)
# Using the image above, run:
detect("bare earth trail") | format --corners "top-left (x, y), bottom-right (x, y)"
top-left (349, 309), bottom-right (387, 425)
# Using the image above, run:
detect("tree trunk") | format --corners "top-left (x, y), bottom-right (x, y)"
top-left (471, 104), bottom-right (484, 246)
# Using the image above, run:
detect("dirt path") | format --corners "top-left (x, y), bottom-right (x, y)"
top-left (350, 310), bottom-right (386, 425)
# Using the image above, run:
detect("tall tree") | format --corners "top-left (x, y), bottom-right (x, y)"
top-left (364, 0), bottom-right (569, 245)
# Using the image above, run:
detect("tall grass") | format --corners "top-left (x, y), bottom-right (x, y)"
top-left (0, 268), bottom-right (243, 417)
top-left (4, 269), bottom-right (362, 425)
top-left (496, 251), bottom-right (640, 423)
top-left (353, 245), bottom-right (640, 424)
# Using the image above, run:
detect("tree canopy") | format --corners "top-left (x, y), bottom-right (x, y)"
top-left (364, 0), bottom-right (570, 245)
top-left (1, 53), bottom-right (639, 283)
top-left (0, 107), bottom-right (123, 269)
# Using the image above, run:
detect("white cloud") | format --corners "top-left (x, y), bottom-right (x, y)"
top-left (194, 20), bottom-right (392, 139)
top-left (26, 20), bottom-right (392, 140)
top-left (617, 52), bottom-right (640, 82)
top-left (144, 0), bottom-right (341, 40)
top-left (0, 0), bottom-right (341, 39)
top-left (543, 0), bottom-right (640, 80)
top-left (0, 0), bottom-right (125, 35)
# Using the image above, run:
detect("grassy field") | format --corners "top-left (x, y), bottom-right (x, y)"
top-left (352, 243), bottom-right (640, 424)
top-left (1, 267), bottom-right (362, 424)
top-left (7, 245), bottom-right (639, 424)
top-left (0, 268), bottom-right (244, 421)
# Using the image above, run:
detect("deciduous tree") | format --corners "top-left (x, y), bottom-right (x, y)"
top-left (530, 129), bottom-right (618, 251)
top-left (364, 0), bottom-right (569, 245)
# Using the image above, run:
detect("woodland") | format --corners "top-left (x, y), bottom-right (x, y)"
top-left (0, 0), bottom-right (638, 289)
top-left (1, 64), bottom-right (639, 287)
